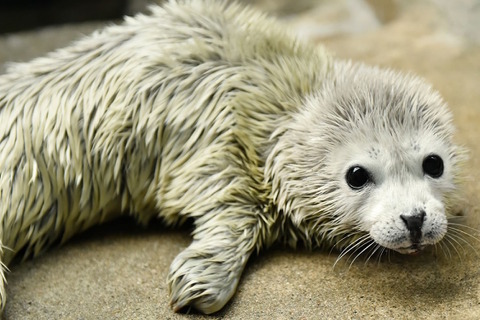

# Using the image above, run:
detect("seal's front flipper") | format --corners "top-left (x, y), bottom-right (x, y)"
top-left (167, 206), bottom-right (260, 314)
top-left (168, 241), bottom-right (245, 314)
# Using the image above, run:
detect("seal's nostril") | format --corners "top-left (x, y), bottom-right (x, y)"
top-left (400, 212), bottom-right (425, 231)
top-left (400, 211), bottom-right (426, 243)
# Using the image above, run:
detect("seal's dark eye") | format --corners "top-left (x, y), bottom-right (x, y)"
top-left (346, 166), bottom-right (371, 190)
top-left (423, 154), bottom-right (444, 178)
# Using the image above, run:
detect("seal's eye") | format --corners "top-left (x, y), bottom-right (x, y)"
top-left (423, 154), bottom-right (444, 178)
top-left (346, 166), bottom-right (371, 190)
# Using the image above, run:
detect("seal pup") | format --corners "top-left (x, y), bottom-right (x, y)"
top-left (0, 0), bottom-right (464, 314)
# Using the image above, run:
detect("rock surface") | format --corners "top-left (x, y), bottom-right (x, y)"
top-left (1, 0), bottom-right (480, 319)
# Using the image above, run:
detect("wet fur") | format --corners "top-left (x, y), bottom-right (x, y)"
top-left (0, 0), bottom-right (463, 314)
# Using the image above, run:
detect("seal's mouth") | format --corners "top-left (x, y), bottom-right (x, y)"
top-left (396, 244), bottom-right (426, 255)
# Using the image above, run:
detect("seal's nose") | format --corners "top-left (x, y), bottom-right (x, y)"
top-left (400, 210), bottom-right (426, 243)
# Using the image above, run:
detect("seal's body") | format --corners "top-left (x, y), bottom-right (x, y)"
top-left (0, 0), bottom-right (462, 314)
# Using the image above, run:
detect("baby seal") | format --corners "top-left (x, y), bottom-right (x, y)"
top-left (0, 0), bottom-right (464, 314)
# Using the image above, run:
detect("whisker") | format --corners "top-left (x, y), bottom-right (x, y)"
top-left (333, 234), bottom-right (371, 269)
top-left (374, 246), bottom-right (387, 265)
top-left (386, 248), bottom-right (391, 263)
top-left (334, 235), bottom-right (370, 266)
top-left (446, 231), bottom-right (479, 256)
top-left (348, 240), bottom-right (376, 269)
top-left (439, 238), bottom-right (453, 259)
top-left (448, 219), bottom-right (480, 232)
top-left (364, 244), bottom-right (382, 265)
top-left (448, 222), bottom-right (480, 234)
top-left (343, 247), bottom-right (364, 269)
top-left (448, 226), bottom-right (480, 243)
top-left (441, 235), bottom-right (463, 260)
top-left (329, 231), bottom-right (362, 255)
top-left (447, 236), bottom-right (471, 257)
top-left (437, 241), bottom-right (449, 259)
top-left (447, 215), bottom-right (466, 221)
top-left (432, 222), bottom-right (480, 259)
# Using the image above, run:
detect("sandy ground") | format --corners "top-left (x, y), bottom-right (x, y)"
top-left (1, 0), bottom-right (480, 319)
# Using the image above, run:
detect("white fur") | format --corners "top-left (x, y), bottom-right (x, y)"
top-left (268, 62), bottom-right (463, 256)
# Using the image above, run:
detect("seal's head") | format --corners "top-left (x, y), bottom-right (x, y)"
top-left (270, 61), bottom-right (464, 255)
